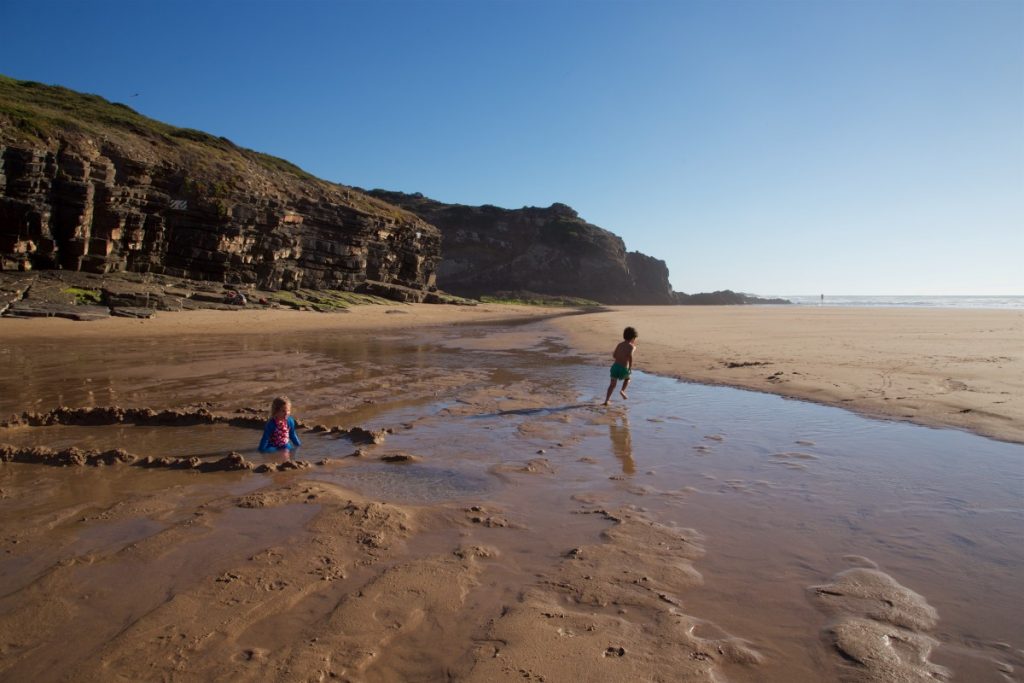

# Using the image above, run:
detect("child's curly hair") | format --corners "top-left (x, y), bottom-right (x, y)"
top-left (623, 326), bottom-right (638, 341)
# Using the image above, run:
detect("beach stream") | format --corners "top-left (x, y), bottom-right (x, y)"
top-left (0, 319), bottom-right (1021, 681)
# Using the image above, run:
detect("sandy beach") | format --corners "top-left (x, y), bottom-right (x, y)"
top-left (4, 303), bottom-right (1020, 443)
top-left (1, 303), bottom-right (1021, 682)
top-left (550, 305), bottom-right (1024, 444)
top-left (0, 302), bottom-right (559, 340)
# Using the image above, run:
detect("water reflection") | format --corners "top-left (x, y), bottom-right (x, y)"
top-left (608, 415), bottom-right (635, 474)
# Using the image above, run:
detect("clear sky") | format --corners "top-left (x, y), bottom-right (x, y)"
top-left (2, 0), bottom-right (1021, 295)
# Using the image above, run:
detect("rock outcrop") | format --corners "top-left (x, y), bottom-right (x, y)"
top-left (673, 290), bottom-right (791, 305)
top-left (365, 190), bottom-right (676, 305)
top-left (0, 76), bottom-right (440, 300)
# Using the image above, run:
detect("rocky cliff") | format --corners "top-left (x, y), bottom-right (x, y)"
top-left (673, 290), bottom-right (791, 305)
top-left (0, 76), bottom-right (440, 300)
top-left (364, 190), bottom-right (676, 305)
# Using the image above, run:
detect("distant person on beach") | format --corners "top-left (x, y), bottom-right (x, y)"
top-left (259, 396), bottom-right (302, 452)
top-left (603, 326), bottom-right (638, 405)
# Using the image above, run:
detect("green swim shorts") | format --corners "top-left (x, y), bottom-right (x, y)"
top-left (610, 362), bottom-right (631, 380)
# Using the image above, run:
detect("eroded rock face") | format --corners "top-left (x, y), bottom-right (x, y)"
top-left (0, 144), bottom-right (440, 297)
top-left (365, 190), bottom-right (676, 304)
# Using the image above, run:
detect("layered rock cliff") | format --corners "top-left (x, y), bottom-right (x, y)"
top-left (364, 190), bottom-right (676, 305)
top-left (0, 76), bottom-right (440, 299)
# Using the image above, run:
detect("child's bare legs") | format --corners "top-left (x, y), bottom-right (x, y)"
top-left (620, 376), bottom-right (630, 399)
top-left (604, 378), bottom-right (618, 405)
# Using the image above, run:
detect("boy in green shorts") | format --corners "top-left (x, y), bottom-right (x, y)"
top-left (604, 326), bottom-right (638, 405)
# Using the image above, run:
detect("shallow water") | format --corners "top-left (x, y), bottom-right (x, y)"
top-left (1, 321), bottom-right (1021, 680)
top-left (358, 333), bottom-right (1023, 679)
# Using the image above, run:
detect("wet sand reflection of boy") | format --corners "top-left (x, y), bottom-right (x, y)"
top-left (609, 415), bottom-right (635, 475)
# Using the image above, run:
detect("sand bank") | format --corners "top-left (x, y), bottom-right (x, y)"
top-left (549, 306), bottom-right (1024, 444)
top-left (0, 301), bottom-right (560, 339)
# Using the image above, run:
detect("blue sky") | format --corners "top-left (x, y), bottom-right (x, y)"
top-left (2, 0), bottom-right (1021, 295)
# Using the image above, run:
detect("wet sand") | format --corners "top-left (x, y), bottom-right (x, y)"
top-left (3, 303), bottom-right (1019, 444)
top-left (1, 305), bottom-right (1022, 682)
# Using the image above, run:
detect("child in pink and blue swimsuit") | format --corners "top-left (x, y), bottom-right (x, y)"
top-left (259, 396), bottom-right (302, 452)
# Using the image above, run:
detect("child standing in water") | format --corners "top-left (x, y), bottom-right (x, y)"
top-left (604, 327), bottom-right (638, 405)
top-left (259, 396), bottom-right (302, 452)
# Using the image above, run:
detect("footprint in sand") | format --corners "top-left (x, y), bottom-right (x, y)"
top-left (771, 451), bottom-right (818, 461)
top-left (464, 505), bottom-right (516, 528)
top-left (719, 480), bottom-right (751, 493)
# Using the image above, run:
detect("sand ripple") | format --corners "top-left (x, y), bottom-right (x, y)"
top-left (466, 508), bottom-right (763, 681)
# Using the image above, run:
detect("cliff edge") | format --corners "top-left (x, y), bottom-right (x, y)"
top-left (365, 190), bottom-right (676, 305)
top-left (0, 75), bottom-right (439, 300)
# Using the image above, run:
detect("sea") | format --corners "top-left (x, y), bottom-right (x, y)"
top-left (782, 294), bottom-right (1024, 309)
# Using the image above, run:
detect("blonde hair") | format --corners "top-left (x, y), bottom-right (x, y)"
top-left (270, 396), bottom-right (291, 418)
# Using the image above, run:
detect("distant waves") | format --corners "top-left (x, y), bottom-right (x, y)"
top-left (784, 295), bottom-right (1024, 309)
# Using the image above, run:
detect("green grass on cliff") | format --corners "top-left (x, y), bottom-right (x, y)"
top-left (0, 74), bottom-right (418, 223)
top-left (0, 75), bottom-right (316, 180)
top-left (267, 288), bottom-right (398, 311)
top-left (0, 77), bottom-right (154, 141)
top-left (62, 287), bottom-right (102, 305)
top-left (480, 292), bottom-right (601, 307)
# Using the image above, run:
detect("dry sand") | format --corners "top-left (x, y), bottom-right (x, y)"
top-left (548, 305), bottom-right (1024, 444)
top-left (1, 302), bottom-right (1020, 682)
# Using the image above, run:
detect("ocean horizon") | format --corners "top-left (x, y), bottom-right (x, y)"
top-left (780, 295), bottom-right (1024, 309)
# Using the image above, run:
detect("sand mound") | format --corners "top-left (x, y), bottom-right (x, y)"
top-left (1, 405), bottom-right (388, 445)
top-left (2, 405), bottom-right (264, 429)
top-left (810, 567), bottom-right (950, 682)
top-left (0, 444), bottom-right (256, 472)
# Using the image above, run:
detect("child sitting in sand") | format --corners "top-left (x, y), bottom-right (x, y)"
top-left (259, 396), bottom-right (302, 452)
top-left (604, 327), bottom-right (638, 405)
